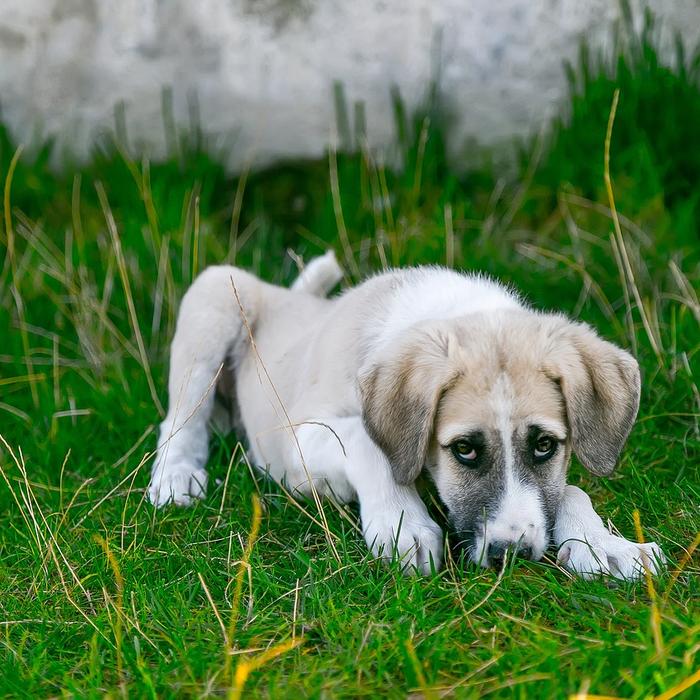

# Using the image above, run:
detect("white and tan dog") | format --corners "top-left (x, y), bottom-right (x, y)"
top-left (148, 252), bottom-right (664, 579)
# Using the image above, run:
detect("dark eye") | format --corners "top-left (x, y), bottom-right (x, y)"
top-left (451, 440), bottom-right (479, 466)
top-left (533, 435), bottom-right (557, 462)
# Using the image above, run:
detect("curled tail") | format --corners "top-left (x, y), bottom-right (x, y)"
top-left (291, 250), bottom-right (343, 297)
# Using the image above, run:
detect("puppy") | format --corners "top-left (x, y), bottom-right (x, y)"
top-left (148, 252), bottom-right (664, 579)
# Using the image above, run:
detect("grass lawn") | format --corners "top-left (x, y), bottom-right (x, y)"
top-left (0, 17), bottom-right (698, 700)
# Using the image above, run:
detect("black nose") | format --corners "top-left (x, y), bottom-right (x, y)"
top-left (487, 541), bottom-right (533, 568)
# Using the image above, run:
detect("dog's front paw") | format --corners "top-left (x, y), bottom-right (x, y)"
top-left (363, 509), bottom-right (443, 575)
top-left (558, 535), bottom-right (665, 580)
top-left (147, 461), bottom-right (208, 508)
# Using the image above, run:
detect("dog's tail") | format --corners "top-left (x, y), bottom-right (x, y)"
top-left (291, 250), bottom-right (343, 297)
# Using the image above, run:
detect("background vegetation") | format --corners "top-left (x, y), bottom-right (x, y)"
top-left (0, 10), bottom-right (698, 699)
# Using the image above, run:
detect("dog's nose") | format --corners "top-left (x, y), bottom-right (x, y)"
top-left (487, 541), bottom-right (533, 568)
top-left (487, 541), bottom-right (510, 568)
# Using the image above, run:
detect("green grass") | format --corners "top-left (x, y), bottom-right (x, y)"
top-left (1, 14), bottom-right (699, 699)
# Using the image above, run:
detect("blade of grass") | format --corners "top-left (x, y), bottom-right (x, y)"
top-left (96, 181), bottom-right (164, 416)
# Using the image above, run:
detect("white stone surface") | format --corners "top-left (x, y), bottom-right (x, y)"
top-left (0, 0), bottom-right (698, 170)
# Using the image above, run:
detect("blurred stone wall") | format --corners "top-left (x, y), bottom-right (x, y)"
top-left (1, 0), bottom-right (698, 170)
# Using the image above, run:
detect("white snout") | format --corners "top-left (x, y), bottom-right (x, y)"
top-left (472, 481), bottom-right (548, 566)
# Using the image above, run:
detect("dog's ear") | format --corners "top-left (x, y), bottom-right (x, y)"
top-left (359, 326), bottom-right (458, 485)
top-left (544, 320), bottom-right (641, 476)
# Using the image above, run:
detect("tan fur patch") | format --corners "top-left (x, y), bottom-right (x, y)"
top-left (436, 317), bottom-right (567, 446)
top-left (432, 310), bottom-right (639, 475)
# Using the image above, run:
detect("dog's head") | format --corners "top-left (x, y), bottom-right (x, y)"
top-left (359, 310), bottom-right (640, 568)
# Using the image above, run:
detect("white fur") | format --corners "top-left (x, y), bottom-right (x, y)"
top-left (367, 268), bottom-right (519, 358)
top-left (148, 256), bottom-right (664, 579)
top-left (554, 485), bottom-right (665, 579)
top-left (290, 250), bottom-right (343, 296)
top-left (291, 416), bottom-right (443, 573)
top-left (473, 375), bottom-right (547, 565)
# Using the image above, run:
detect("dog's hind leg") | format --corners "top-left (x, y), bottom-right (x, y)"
top-left (148, 266), bottom-right (260, 507)
top-left (291, 250), bottom-right (343, 297)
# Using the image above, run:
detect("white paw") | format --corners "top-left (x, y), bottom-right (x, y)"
top-left (363, 508), bottom-right (443, 575)
top-left (147, 461), bottom-right (208, 508)
top-left (558, 535), bottom-right (665, 580)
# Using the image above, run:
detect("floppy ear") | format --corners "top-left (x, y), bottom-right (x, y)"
top-left (359, 326), bottom-right (458, 485)
top-left (544, 320), bottom-right (641, 476)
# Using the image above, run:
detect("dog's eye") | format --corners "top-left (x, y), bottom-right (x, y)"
top-left (533, 435), bottom-right (557, 462)
top-left (451, 440), bottom-right (479, 466)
